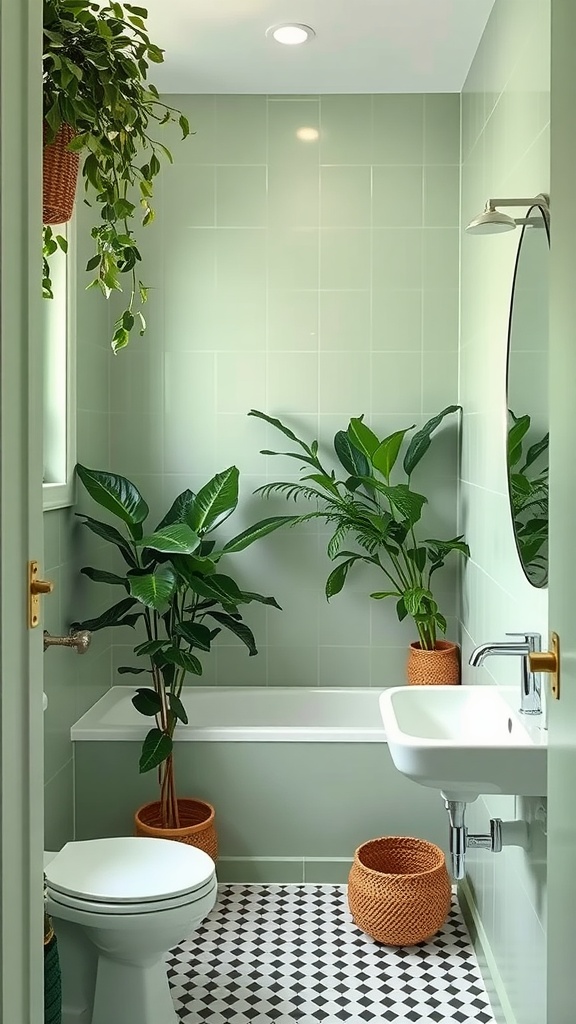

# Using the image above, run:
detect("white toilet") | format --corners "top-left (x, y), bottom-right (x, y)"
top-left (45, 836), bottom-right (217, 1024)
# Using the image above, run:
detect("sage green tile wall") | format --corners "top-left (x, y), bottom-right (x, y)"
top-left (459, 2), bottom-right (550, 1020)
top-left (110, 93), bottom-right (460, 688)
top-left (44, 199), bottom-right (113, 851)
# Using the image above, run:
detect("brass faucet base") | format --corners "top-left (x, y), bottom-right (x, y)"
top-left (528, 632), bottom-right (560, 700)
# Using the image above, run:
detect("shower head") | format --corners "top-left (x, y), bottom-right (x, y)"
top-left (465, 194), bottom-right (550, 235)
top-left (466, 204), bottom-right (517, 234)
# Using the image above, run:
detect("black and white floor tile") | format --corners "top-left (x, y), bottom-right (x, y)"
top-left (168, 884), bottom-right (496, 1023)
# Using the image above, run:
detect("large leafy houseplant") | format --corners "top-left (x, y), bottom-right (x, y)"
top-left (43, 0), bottom-right (190, 351)
top-left (249, 407), bottom-right (469, 652)
top-left (73, 464), bottom-right (296, 830)
top-left (508, 411), bottom-right (549, 587)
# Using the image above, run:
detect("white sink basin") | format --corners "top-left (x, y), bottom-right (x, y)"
top-left (380, 685), bottom-right (547, 801)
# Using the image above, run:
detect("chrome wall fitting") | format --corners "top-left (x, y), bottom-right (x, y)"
top-left (43, 629), bottom-right (92, 654)
top-left (443, 798), bottom-right (530, 880)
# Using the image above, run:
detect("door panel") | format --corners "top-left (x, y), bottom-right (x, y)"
top-left (0, 0), bottom-right (45, 1020)
top-left (547, 1), bottom-right (576, 1019)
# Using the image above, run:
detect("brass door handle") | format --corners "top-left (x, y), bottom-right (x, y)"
top-left (28, 560), bottom-right (55, 628)
top-left (528, 631), bottom-right (560, 700)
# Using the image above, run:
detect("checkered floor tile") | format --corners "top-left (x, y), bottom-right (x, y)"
top-left (167, 884), bottom-right (496, 1023)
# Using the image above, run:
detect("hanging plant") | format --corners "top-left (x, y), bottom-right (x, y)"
top-left (43, 0), bottom-right (190, 351)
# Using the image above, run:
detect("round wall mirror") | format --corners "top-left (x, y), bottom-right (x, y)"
top-left (506, 202), bottom-right (550, 588)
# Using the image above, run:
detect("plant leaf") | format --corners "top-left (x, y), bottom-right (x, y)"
top-left (138, 523), bottom-right (200, 554)
top-left (71, 597), bottom-right (138, 632)
top-left (117, 666), bottom-right (147, 674)
top-left (76, 464), bottom-right (149, 526)
top-left (347, 417), bottom-right (380, 460)
top-left (325, 557), bottom-right (356, 598)
top-left (403, 405), bottom-right (460, 476)
top-left (372, 427), bottom-right (415, 481)
top-left (248, 409), bottom-right (305, 446)
top-left (334, 430), bottom-right (371, 477)
top-left (75, 514), bottom-right (137, 566)
top-left (168, 692), bottom-right (188, 725)
top-left (163, 648), bottom-right (203, 675)
top-left (175, 621), bottom-right (213, 651)
top-left (139, 728), bottom-right (172, 773)
top-left (155, 489), bottom-right (196, 530)
top-left (132, 688), bottom-right (163, 716)
top-left (370, 591), bottom-right (401, 600)
top-left (223, 516), bottom-right (298, 553)
top-left (189, 467), bottom-right (239, 533)
top-left (128, 565), bottom-right (176, 610)
top-left (80, 566), bottom-right (128, 588)
top-left (183, 572), bottom-right (245, 605)
top-left (205, 611), bottom-right (257, 655)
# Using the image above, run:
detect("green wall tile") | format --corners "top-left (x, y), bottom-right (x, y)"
top-left (45, 761), bottom-right (74, 851)
top-left (320, 228), bottom-right (371, 289)
top-left (424, 94), bottom-right (461, 165)
top-left (268, 165), bottom-right (319, 227)
top-left (216, 166), bottom-right (267, 227)
top-left (371, 352), bottom-right (422, 414)
top-left (304, 859), bottom-right (352, 884)
top-left (372, 289), bottom-right (422, 352)
top-left (373, 95), bottom-right (424, 164)
top-left (214, 96), bottom-right (267, 164)
top-left (43, 511), bottom-right (61, 572)
top-left (320, 95), bottom-right (373, 165)
top-left (268, 228), bottom-right (319, 290)
top-left (320, 166), bottom-right (372, 228)
top-left (424, 165), bottom-right (461, 227)
top-left (422, 228), bottom-right (460, 288)
top-left (319, 290), bottom-right (370, 351)
top-left (163, 164), bottom-right (216, 226)
top-left (216, 859), bottom-right (305, 883)
top-left (373, 228), bottom-right (423, 289)
top-left (268, 98), bottom-right (320, 166)
top-left (268, 290), bottom-right (319, 351)
top-left (373, 166), bottom-right (424, 227)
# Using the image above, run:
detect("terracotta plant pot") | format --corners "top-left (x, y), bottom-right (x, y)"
top-left (348, 836), bottom-right (452, 946)
top-left (43, 122), bottom-right (80, 225)
top-left (134, 797), bottom-right (218, 861)
top-left (406, 640), bottom-right (460, 685)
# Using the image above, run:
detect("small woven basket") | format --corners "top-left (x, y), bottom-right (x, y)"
top-left (348, 836), bottom-right (451, 946)
top-left (406, 640), bottom-right (460, 685)
top-left (134, 797), bottom-right (218, 861)
top-left (43, 122), bottom-right (80, 225)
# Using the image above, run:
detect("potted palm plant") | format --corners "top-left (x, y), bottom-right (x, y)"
top-left (43, 0), bottom-right (190, 351)
top-left (73, 464), bottom-right (296, 854)
top-left (249, 407), bottom-right (470, 685)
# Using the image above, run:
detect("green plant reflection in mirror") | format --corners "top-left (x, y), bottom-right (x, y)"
top-left (506, 203), bottom-right (550, 588)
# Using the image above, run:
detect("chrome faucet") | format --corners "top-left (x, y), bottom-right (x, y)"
top-left (468, 632), bottom-right (542, 715)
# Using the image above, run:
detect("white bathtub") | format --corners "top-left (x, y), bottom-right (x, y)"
top-left (71, 686), bottom-right (387, 743)
top-left (72, 684), bottom-right (447, 877)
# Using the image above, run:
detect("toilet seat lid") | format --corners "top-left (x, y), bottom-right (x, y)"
top-left (45, 837), bottom-right (215, 904)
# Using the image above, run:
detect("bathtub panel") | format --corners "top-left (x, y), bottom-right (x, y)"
top-left (74, 740), bottom-right (448, 865)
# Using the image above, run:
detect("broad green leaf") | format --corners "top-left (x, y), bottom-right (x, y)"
top-left (76, 464), bottom-right (149, 526)
top-left (396, 597), bottom-right (408, 622)
top-left (334, 430), bottom-right (370, 478)
top-left (163, 648), bottom-right (203, 675)
top-left (403, 587), bottom-right (434, 616)
top-left (248, 409), bottom-right (305, 446)
top-left (206, 611), bottom-right (257, 655)
top-left (372, 428), bottom-right (415, 481)
top-left (76, 514), bottom-right (137, 566)
top-left (356, 480), bottom-right (427, 524)
top-left (347, 417), bottom-right (380, 460)
top-left (406, 547), bottom-right (427, 572)
top-left (302, 473), bottom-right (341, 498)
top-left (138, 523), bottom-right (200, 554)
top-left (168, 693), bottom-right (188, 725)
top-left (129, 565), bottom-right (176, 610)
top-left (325, 558), bottom-right (356, 599)
top-left (236, 590), bottom-right (282, 610)
top-left (403, 405), bottom-right (460, 476)
top-left (132, 688), bottom-right (163, 716)
top-left (189, 467), bottom-right (239, 533)
top-left (223, 516), bottom-right (299, 554)
top-left (139, 728), bottom-right (172, 773)
top-left (507, 413), bottom-right (531, 468)
top-left (183, 572), bottom-right (245, 605)
top-left (71, 597), bottom-right (138, 632)
top-left (117, 666), bottom-right (147, 674)
top-left (155, 489), bottom-right (196, 531)
top-left (81, 566), bottom-right (128, 588)
top-left (523, 433), bottom-right (549, 471)
top-left (135, 641), bottom-right (168, 658)
top-left (172, 553), bottom-right (217, 581)
top-left (370, 591), bottom-right (401, 600)
top-left (175, 621), bottom-right (213, 651)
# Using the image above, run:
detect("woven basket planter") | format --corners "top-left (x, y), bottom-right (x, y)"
top-left (43, 122), bottom-right (80, 225)
top-left (134, 798), bottom-right (218, 861)
top-left (348, 836), bottom-right (451, 946)
top-left (406, 640), bottom-right (460, 685)
top-left (44, 914), bottom-right (62, 1024)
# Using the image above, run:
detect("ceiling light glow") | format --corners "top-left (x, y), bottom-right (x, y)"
top-left (296, 127), bottom-right (319, 142)
top-left (267, 24), bottom-right (315, 46)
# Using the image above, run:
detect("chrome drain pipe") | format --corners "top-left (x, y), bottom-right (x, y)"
top-left (443, 799), bottom-right (529, 880)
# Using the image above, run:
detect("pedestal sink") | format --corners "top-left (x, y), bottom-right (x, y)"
top-left (379, 685), bottom-right (547, 802)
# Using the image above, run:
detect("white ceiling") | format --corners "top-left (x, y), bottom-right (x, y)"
top-left (143, 0), bottom-right (496, 95)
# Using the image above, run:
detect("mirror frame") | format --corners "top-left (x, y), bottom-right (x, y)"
top-left (505, 200), bottom-right (551, 589)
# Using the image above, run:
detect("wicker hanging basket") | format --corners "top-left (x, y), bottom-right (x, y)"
top-left (406, 640), bottom-right (460, 685)
top-left (348, 836), bottom-right (451, 946)
top-left (42, 122), bottom-right (80, 225)
top-left (134, 797), bottom-right (218, 861)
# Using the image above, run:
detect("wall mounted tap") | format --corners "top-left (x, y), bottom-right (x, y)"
top-left (43, 629), bottom-right (92, 654)
top-left (468, 632), bottom-right (542, 715)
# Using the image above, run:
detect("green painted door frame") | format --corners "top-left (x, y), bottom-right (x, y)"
top-left (0, 0), bottom-right (45, 1020)
top-left (547, 0), bottom-right (576, 1019)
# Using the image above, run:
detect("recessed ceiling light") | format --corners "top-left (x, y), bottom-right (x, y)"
top-left (266, 24), bottom-right (315, 46)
